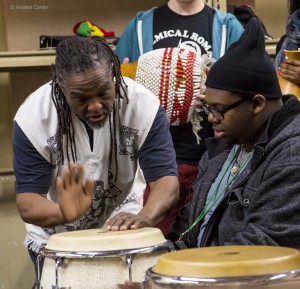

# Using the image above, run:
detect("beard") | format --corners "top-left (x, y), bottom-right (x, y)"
top-left (84, 109), bottom-right (110, 130)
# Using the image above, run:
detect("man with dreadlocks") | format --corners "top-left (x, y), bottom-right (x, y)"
top-left (13, 36), bottom-right (179, 283)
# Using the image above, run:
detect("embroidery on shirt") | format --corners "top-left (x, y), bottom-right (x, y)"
top-left (47, 132), bottom-right (60, 167)
top-left (119, 125), bottom-right (139, 161)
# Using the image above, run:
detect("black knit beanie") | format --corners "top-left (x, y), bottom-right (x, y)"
top-left (205, 18), bottom-right (282, 98)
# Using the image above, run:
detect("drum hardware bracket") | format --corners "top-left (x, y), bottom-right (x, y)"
top-left (53, 257), bottom-right (72, 289)
top-left (36, 253), bottom-right (43, 289)
top-left (121, 254), bottom-right (135, 283)
top-left (55, 257), bottom-right (63, 289)
top-left (37, 253), bottom-right (71, 289)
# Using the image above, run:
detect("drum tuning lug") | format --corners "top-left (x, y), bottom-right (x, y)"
top-left (125, 254), bottom-right (133, 284)
top-left (54, 257), bottom-right (64, 289)
top-left (119, 254), bottom-right (135, 265)
top-left (55, 257), bottom-right (64, 267)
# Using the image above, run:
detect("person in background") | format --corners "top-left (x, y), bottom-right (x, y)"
top-left (167, 18), bottom-right (300, 250)
top-left (115, 0), bottom-right (244, 235)
top-left (274, 0), bottom-right (300, 86)
top-left (228, 3), bottom-right (272, 39)
top-left (13, 36), bottom-right (179, 285)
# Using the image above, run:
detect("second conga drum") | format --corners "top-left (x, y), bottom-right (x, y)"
top-left (143, 245), bottom-right (300, 289)
top-left (38, 227), bottom-right (173, 289)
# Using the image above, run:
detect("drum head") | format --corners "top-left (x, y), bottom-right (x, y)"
top-left (153, 245), bottom-right (300, 278)
top-left (45, 227), bottom-right (166, 252)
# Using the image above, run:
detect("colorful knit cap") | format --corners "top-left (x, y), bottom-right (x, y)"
top-left (135, 47), bottom-right (214, 143)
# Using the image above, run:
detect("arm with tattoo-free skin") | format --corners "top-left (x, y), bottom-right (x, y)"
top-left (106, 102), bottom-right (179, 231)
top-left (16, 162), bottom-right (94, 227)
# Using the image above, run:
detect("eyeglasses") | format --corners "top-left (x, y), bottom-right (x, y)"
top-left (200, 95), bottom-right (253, 121)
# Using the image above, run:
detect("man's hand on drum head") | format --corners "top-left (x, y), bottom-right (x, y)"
top-left (56, 161), bottom-right (94, 222)
top-left (106, 212), bottom-right (152, 231)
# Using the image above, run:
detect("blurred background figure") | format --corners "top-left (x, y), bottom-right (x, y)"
top-left (274, 0), bottom-right (300, 87)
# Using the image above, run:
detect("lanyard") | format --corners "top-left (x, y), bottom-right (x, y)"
top-left (178, 145), bottom-right (253, 241)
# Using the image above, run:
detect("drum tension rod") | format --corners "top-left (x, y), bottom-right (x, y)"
top-left (55, 257), bottom-right (64, 289)
top-left (123, 254), bottom-right (135, 284)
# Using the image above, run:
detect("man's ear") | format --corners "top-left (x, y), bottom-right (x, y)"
top-left (252, 94), bottom-right (266, 115)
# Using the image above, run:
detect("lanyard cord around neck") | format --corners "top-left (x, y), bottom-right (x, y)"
top-left (178, 145), bottom-right (253, 241)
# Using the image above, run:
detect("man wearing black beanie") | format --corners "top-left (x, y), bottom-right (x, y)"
top-left (168, 18), bottom-right (300, 250)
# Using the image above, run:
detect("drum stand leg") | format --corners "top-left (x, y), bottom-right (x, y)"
top-left (36, 253), bottom-right (43, 289)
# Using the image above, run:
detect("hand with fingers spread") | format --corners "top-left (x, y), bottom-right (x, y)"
top-left (56, 162), bottom-right (94, 222)
top-left (279, 59), bottom-right (300, 86)
top-left (106, 212), bottom-right (153, 231)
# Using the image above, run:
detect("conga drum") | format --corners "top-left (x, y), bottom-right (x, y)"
top-left (37, 227), bottom-right (174, 289)
top-left (143, 245), bottom-right (300, 289)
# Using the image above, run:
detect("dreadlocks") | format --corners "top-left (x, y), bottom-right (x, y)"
top-left (51, 36), bottom-right (128, 174)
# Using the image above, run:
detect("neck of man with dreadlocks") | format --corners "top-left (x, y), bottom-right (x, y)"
top-left (51, 36), bottom-right (128, 172)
